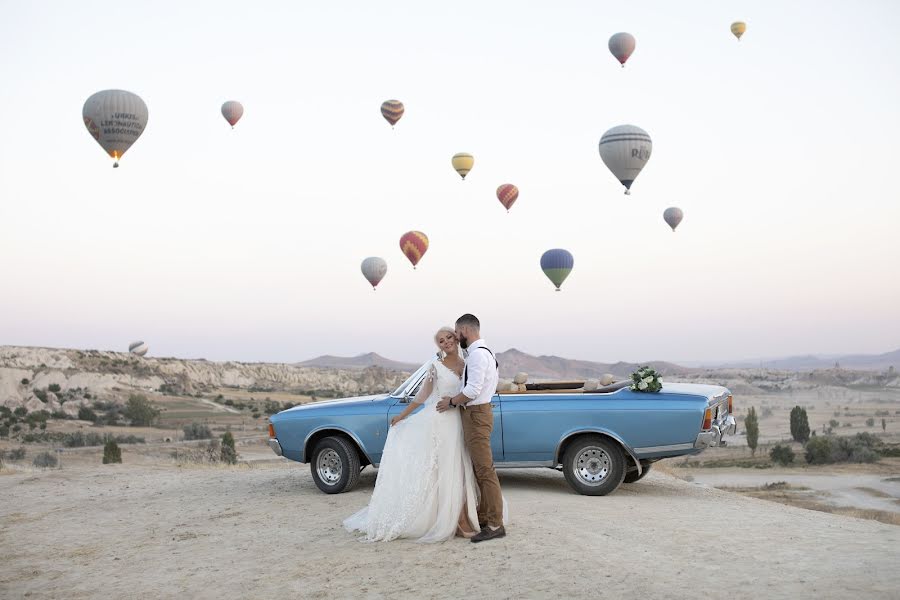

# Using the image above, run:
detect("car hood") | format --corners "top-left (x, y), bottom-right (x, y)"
top-left (282, 393), bottom-right (391, 413)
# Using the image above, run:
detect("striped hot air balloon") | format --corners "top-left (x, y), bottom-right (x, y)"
top-left (663, 207), bottom-right (684, 232)
top-left (496, 184), bottom-right (519, 212)
top-left (731, 21), bottom-right (747, 40)
top-left (540, 249), bottom-right (574, 291)
top-left (399, 231), bottom-right (429, 269)
top-left (452, 153), bottom-right (474, 180)
top-left (598, 125), bottom-right (652, 195)
top-left (221, 101), bottom-right (244, 128)
top-left (82, 90), bottom-right (148, 168)
top-left (128, 341), bottom-right (149, 357)
top-left (608, 32), bottom-right (636, 67)
top-left (361, 257), bottom-right (388, 290)
top-left (381, 100), bottom-right (405, 127)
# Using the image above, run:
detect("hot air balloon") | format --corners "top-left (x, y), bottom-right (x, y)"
top-left (128, 341), bottom-right (149, 357)
top-left (399, 231), bottom-right (429, 269)
top-left (452, 153), bottom-right (474, 180)
top-left (361, 257), bottom-right (388, 290)
top-left (598, 125), bottom-right (652, 195)
top-left (731, 21), bottom-right (747, 40)
top-left (221, 101), bottom-right (244, 128)
top-left (663, 207), bottom-right (684, 232)
top-left (540, 249), bottom-right (574, 291)
top-left (82, 90), bottom-right (148, 168)
top-left (381, 100), bottom-right (404, 127)
top-left (608, 32), bottom-right (636, 67)
top-left (496, 184), bottom-right (519, 212)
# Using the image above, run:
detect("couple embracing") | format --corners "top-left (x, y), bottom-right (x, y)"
top-left (343, 314), bottom-right (508, 543)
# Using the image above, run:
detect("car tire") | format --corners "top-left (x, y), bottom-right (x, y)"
top-left (623, 462), bottom-right (651, 484)
top-left (310, 436), bottom-right (361, 494)
top-left (562, 435), bottom-right (626, 496)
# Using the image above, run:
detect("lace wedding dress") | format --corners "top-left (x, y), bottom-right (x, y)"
top-left (343, 359), bottom-right (481, 543)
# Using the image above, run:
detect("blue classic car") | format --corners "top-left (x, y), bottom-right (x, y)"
top-left (267, 361), bottom-right (737, 496)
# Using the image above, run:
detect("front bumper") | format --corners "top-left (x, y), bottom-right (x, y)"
top-left (268, 438), bottom-right (283, 456)
top-left (694, 416), bottom-right (737, 449)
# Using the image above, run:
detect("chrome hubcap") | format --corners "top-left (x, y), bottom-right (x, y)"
top-left (575, 446), bottom-right (610, 485)
top-left (316, 449), bottom-right (342, 485)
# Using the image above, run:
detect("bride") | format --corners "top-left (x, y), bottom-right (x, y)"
top-left (343, 326), bottom-right (482, 542)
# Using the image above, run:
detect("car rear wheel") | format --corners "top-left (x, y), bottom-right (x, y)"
top-left (623, 462), bottom-right (651, 483)
top-left (310, 436), bottom-right (361, 494)
top-left (562, 435), bottom-right (626, 496)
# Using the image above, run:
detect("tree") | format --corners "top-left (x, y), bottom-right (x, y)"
top-left (790, 406), bottom-right (810, 443)
top-left (103, 440), bottom-right (122, 464)
top-left (745, 407), bottom-right (760, 456)
top-left (220, 431), bottom-right (238, 465)
top-left (883, 418), bottom-right (888, 432)
top-left (866, 417), bottom-right (875, 427)
top-left (123, 394), bottom-right (161, 427)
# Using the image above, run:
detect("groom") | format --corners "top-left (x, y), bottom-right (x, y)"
top-left (436, 313), bottom-right (505, 542)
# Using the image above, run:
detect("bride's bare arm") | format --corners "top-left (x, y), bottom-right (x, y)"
top-left (390, 372), bottom-right (433, 426)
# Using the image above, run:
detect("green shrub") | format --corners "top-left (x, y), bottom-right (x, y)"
top-left (21, 378), bottom-right (29, 385)
top-left (34, 389), bottom-right (48, 402)
top-left (0, 425), bottom-right (9, 438)
top-left (48, 384), bottom-right (61, 393)
top-left (123, 394), bottom-right (160, 426)
top-left (50, 411), bottom-right (69, 420)
top-left (78, 407), bottom-right (98, 422)
top-left (8, 447), bottom-right (26, 460)
top-left (183, 422), bottom-right (212, 441)
top-left (865, 417), bottom-right (875, 427)
top-left (103, 440), bottom-right (122, 464)
top-left (220, 431), bottom-right (238, 464)
top-left (14, 407), bottom-right (27, 417)
top-left (805, 434), bottom-right (880, 465)
top-left (251, 412), bottom-right (260, 419)
top-left (769, 444), bottom-right (794, 466)
top-left (32, 451), bottom-right (58, 468)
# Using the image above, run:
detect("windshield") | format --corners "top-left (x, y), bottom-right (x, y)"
top-left (390, 360), bottom-right (432, 397)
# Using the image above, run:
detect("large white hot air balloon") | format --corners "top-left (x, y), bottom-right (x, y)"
top-left (128, 341), bottom-right (149, 357)
top-left (360, 257), bottom-right (388, 290)
top-left (598, 124), bottom-right (652, 194)
top-left (82, 90), bottom-right (149, 168)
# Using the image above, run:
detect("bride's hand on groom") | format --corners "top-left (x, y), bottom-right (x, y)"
top-left (435, 397), bottom-right (453, 413)
top-left (390, 415), bottom-right (404, 427)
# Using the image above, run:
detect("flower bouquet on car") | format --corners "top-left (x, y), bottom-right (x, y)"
top-left (630, 366), bottom-right (662, 392)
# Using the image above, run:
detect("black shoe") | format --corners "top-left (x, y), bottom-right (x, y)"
top-left (471, 525), bottom-right (506, 543)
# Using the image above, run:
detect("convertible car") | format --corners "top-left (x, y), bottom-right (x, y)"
top-left (267, 361), bottom-right (737, 496)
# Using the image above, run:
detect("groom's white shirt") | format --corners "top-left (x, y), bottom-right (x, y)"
top-left (461, 338), bottom-right (499, 406)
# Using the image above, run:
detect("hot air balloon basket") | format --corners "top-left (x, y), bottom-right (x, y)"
top-left (630, 366), bottom-right (663, 393)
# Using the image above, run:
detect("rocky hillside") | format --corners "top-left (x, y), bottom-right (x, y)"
top-left (0, 346), bottom-right (410, 414)
top-left (296, 352), bottom-right (419, 372)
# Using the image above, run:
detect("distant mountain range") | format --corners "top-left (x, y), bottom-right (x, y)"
top-left (297, 349), bottom-right (695, 379)
top-left (297, 347), bottom-right (899, 377)
top-left (697, 348), bottom-right (900, 372)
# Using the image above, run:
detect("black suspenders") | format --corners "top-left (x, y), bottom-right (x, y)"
top-left (463, 347), bottom-right (499, 387)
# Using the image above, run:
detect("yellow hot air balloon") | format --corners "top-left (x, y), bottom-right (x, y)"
top-left (451, 153), bottom-right (474, 180)
top-left (731, 21), bottom-right (747, 41)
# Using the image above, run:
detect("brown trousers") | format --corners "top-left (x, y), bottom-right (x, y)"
top-left (460, 403), bottom-right (504, 528)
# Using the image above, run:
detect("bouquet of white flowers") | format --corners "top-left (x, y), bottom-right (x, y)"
top-left (630, 366), bottom-right (663, 393)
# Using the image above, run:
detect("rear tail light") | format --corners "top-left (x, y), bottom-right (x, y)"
top-left (268, 423), bottom-right (276, 438)
top-left (727, 395), bottom-right (733, 414)
top-left (702, 408), bottom-right (713, 430)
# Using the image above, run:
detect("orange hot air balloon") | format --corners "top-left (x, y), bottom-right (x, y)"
top-left (399, 231), bottom-right (429, 269)
top-left (496, 184), bottom-right (519, 212)
top-left (381, 100), bottom-right (405, 127)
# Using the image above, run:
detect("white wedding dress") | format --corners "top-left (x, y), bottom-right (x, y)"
top-left (343, 359), bottom-right (482, 543)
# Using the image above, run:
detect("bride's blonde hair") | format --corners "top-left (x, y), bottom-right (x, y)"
top-left (434, 326), bottom-right (457, 359)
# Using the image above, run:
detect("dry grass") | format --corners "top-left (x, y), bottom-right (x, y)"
top-left (723, 483), bottom-right (900, 527)
top-left (855, 486), bottom-right (893, 498)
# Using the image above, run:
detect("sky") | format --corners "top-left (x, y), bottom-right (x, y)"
top-left (1, 1), bottom-right (899, 365)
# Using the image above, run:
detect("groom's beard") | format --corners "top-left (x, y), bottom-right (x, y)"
top-left (458, 336), bottom-right (468, 349)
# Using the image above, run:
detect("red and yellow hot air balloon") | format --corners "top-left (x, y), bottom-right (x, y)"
top-left (496, 184), bottom-right (519, 213)
top-left (399, 231), bottom-right (429, 269)
top-left (381, 100), bottom-right (404, 127)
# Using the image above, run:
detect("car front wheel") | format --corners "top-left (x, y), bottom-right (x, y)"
top-left (562, 435), bottom-right (626, 496)
top-left (310, 436), bottom-right (361, 494)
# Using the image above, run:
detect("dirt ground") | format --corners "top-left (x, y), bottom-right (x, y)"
top-left (3, 446), bottom-right (900, 600)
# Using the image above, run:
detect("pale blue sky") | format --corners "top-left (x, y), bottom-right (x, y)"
top-left (1, 1), bottom-right (898, 364)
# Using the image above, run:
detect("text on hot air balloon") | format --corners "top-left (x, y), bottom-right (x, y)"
top-left (631, 147), bottom-right (651, 160)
